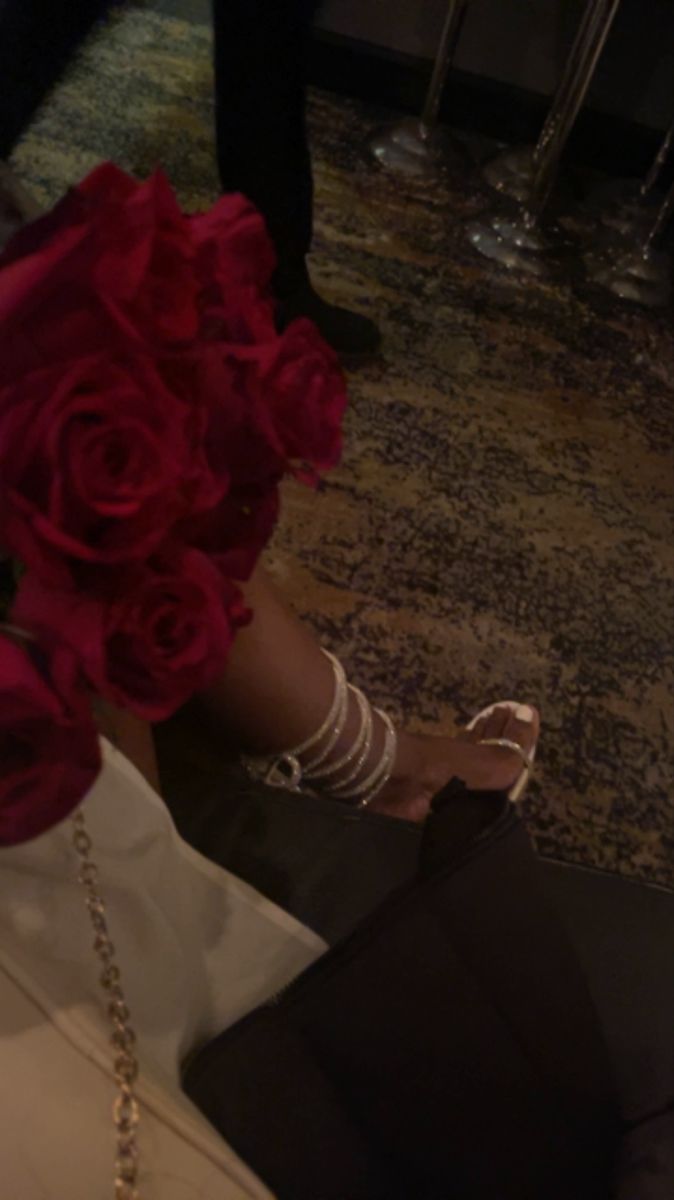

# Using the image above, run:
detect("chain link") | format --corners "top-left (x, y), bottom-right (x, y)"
top-left (72, 809), bottom-right (141, 1200)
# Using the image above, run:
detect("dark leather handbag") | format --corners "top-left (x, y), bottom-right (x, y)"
top-left (184, 784), bottom-right (620, 1200)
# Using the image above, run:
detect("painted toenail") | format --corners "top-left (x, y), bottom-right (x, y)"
top-left (515, 704), bottom-right (535, 724)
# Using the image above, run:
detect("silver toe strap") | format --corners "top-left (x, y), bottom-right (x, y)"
top-left (478, 737), bottom-right (534, 773)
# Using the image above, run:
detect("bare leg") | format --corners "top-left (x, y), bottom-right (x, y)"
top-left (200, 567), bottom-right (539, 822)
top-left (199, 567), bottom-right (339, 755)
top-left (96, 701), bottom-right (161, 794)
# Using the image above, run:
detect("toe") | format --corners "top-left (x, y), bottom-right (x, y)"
top-left (472, 703), bottom-right (540, 788)
top-left (499, 705), bottom-right (540, 764)
top-left (462, 706), bottom-right (511, 745)
top-left (461, 715), bottom-right (487, 743)
top-left (480, 704), bottom-right (520, 743)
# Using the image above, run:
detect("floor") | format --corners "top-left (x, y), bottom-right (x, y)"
top-left (11, 2), bottom-right (674, 888)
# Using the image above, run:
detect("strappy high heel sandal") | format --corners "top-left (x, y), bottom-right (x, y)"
top-left (467, 701), bottom-right (538, 803)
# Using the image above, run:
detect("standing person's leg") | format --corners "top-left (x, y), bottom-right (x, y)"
top-left (212, 0), bottom-right (316, 280)
top-left (211, 0), bottom-right (380, 360)
top-left (0, 0), bottom-right (107, 159)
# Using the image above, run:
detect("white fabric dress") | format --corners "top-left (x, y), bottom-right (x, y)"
top-left (0, 741), bottom-right (326, 1198)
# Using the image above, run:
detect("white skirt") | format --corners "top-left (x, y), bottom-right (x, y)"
top-left (0, 742), bottom-right (326, 1198)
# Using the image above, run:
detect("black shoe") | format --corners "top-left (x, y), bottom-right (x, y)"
top-left (276, 272), bottom-right (381, 363)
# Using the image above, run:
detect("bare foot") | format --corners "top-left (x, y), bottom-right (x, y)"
top-left (369, 704), bottom-right (540, 823)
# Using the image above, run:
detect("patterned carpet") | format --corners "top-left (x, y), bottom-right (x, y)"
top-left (11, 5), bottom-right (673, 888)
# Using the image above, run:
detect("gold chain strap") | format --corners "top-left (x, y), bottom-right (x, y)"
top-left (71, 809), bottom-right (141, 1200)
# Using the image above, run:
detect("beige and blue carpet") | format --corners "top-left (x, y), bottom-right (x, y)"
top-left (12, 4), bottom-right (673, 887)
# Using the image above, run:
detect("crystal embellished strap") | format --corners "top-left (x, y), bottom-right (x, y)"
top-left (72, 810), bottom-right (141, 1200)
top-left (354, 709), bottom-right (398, 809)
top-left (291, 650), bottom-right (346, 757)
top-left (309, 685), bottom-right (371, 782)
top-left (477, 736), bottom-right (534, 771)
top-left (334, 707), bottom-right (397, 803)
top-left (243, 650), bottom-right (398, 812)
top-left (301, 658), bottom-right (350, 774)
top-left (244, 649), bottom-right (348, 789)
top-left (257, 693), bottom-right (352, 788)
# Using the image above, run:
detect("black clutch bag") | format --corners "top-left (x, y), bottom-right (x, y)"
top-left (184, 785), bottom-right (620, 1200)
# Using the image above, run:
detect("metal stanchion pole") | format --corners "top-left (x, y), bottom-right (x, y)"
top-left (467, 0), bottom-right (621, 273)
top-left (525, 0), bottom-right (622, 222)
top-left (644, 175), bottom-right (674, 247)
top-left (584, 121), bottom-right (674, 240)
top-left (370, 0), bottom-right (469, 179)
top-left (587, 173), bottom-right (674, 305)
top-left (484, 0), bottom-right (610, 199)
top-left (641, 123), bottom-right (674, 196)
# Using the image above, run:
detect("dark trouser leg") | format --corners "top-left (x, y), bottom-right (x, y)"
top-left (0, 0), bottom-right (107, 158)
top-left (211, 0), bottom-right (320, 285)
top-left (210, 0), bottom-right (380, 358)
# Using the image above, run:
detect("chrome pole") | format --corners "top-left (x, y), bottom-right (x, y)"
top-left (586, 164), bottom-right (674, 306)
top-left (421, 0), bottom-right (469, 129)
top-left (584, 120), bottom-right (674, 240)
top-left (641, 123), bottom-right (674, 196)
top-left (483, 0), bottom-right (620, 204)
top-left (535, 0), bottom-right (608, 161)
top-left (527, 0), bottom-right (622, 221)
top-left (643, 175), bottom-right (674, 251)
top-left (370, 0), bottom-right (469, 178)
top-left (469, 0), bottom-right (622, 273)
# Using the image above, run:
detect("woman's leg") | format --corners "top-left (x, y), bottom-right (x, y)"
top-left (210, 0), bottom-right (380, 357)
top-left (199, 566), bottom-right (539, 822)
top-left (92, 569), bottom-right (537, 823)
top-left (96, 701), bottom-right (161, 794)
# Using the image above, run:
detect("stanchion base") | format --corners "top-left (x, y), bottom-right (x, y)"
top-left (585, 244), bottom-right (672, 307)
top-left (370, 117), bottom-right (461, 179)
top-left (482, 146), bottom-right (535, 203)
top-left (466, 213), bottom-right (549, 275)
top-left (584, 179), bottom-right (663, 241)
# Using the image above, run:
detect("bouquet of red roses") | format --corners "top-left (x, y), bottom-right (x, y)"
top-left (0, 163), bottom-right (346, 846)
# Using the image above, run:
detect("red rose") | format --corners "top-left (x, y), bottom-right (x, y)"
top-left (0, 354), bottom-right (196, 580)
top-left (191, 193), bottom-right (276, 294)
top-left (0, 164), bottom-right (198, 383)
top-left (168, 348), bottom-right (285, 579)
top-left (186, 483), bottom-right (281, 582)
top-left (254, 318), bottom-right (347, 481)
top-left (190, 194), bottom-right (277, 346)
top-left (13, 550), bottom-right (249, 721)
top-left (203, 282), bottom-right (278, 348)
top-left (77, 165), bottom-right (198, 345)
top-left (0, 633), bottom-right (101, 846)
top-left (156, 347), bottom-right (247, 517)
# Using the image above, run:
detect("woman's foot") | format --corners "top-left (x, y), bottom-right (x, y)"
top-left (370, 704), bottom-right (540, 823)
top-left (274, 260), bottom-right (381, 362)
